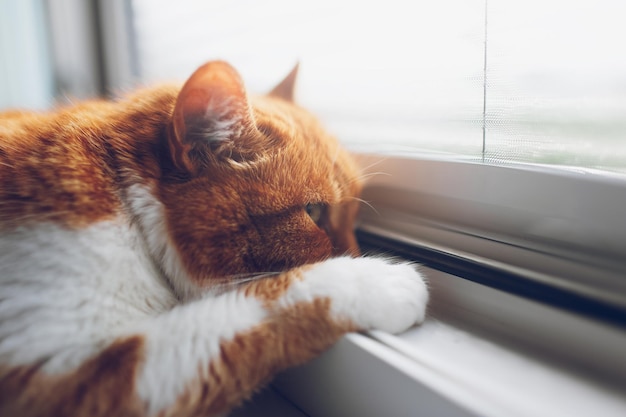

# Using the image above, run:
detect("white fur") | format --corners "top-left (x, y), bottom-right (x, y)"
top-left (0, 219), bottom-right (177, 374)
top-left (126, 183), bottom-right (201, 300)
top-left (0, 192), bottom-right (269, 415)
top-left (280, 256), bottom-right (429, 334)
top-left (129, 292), bottom-right (267, 414)
top-left (202, 97), bottom-right (244, 142)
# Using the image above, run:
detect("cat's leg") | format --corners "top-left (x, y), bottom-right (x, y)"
top-left (0, 288), bottom-right (273, 417)
top-left (0, 256), bottom-right (426, 417)
top-left (145, 256), bottom-right (427, 416)
top-left (246, 256), bottom-right (428, 334)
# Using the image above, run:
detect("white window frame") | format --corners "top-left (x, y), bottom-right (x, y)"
top-left (270, 154), bottom-right (626, 417)
top-left (354, 153), bottom-right (626, 322)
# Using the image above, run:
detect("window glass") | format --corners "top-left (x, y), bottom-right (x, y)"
top-left (486, 0), bottom-right (626, 171)
top-left (135, 0), bottom-right (626, 173)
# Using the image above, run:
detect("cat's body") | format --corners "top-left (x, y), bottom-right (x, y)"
top-left (0, 61), bottom-right (428, 416)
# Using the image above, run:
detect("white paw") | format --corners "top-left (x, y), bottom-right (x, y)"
top-left (285, 256), bottom-right (429, 334)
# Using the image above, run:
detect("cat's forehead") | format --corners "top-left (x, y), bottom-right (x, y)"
top-left (251, 97), bottom-right (307, 139)
top-left (250, 96), bottom-right (349, 162)
top-left (234, 151), bottom-right (344, 205)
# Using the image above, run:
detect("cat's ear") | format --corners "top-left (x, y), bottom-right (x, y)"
top-left (168, 61), bottom-right (257, 173)
top-left (269, 63), bottom-right (299, 102)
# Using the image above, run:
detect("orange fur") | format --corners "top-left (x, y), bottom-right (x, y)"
top-left (0, 337), bottom-right (144, 417)
top-left (162, 297), bottom-right (355, 417)
top-left (0, 87), bottom-right (176, 229)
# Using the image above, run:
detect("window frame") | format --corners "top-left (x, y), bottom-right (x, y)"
top-left (354, 153), bottom-right (626, 325)
top-left (271, 154), bottom-right (626, 417)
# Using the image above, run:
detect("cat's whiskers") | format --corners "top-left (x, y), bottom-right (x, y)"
top-left (335, 171), bottom-right (390, 198)
top-left (351, 171), bottom-right (391, 185)
top-left (210, 271), bottom-right (282, 292)
top-left (358, 156), bottom-right (389, 176)
top-left (347, 196), bottom-right (380, 216)
top-left (225, 272), bottom-right (281, 282)
top-left (0, 211), bottom-right (76, 223)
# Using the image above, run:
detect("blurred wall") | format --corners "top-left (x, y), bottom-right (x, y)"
top-left (0, 0), bottom-right (54, 110)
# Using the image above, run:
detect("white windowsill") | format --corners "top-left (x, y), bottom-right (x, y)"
top-left (269, 266), bottom-right (626, 417)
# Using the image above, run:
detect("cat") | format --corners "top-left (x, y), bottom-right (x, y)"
top-left (0, 60), bottom-right (428, 417)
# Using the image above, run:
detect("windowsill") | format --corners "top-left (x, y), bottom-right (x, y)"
top-left (270, 266), bottom-right (626, 417)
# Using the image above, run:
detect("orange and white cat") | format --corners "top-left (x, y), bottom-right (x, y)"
top-left (0, 61), bottom-right (428, 416)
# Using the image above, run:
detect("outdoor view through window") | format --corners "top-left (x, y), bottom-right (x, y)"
top-left (132, 0), bottom-right (626, 173)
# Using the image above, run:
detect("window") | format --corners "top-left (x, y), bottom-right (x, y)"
top-left (127, 0), bottom-right (626, 173)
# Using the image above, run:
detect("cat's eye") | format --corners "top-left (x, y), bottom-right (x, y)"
top-left (305, 203), bottom-right (324, 225)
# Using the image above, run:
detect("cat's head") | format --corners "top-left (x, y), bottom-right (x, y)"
top-left (156, 61), bottom-right (362, 290)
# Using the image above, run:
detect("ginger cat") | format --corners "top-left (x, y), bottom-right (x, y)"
top-left (0, 61), bottom-right (428, 416)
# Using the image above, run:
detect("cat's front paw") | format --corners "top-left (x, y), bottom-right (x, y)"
top-left (328, 257), bottom-right (429, 334)
top-left (285, 257), bottom-right (429, 334)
